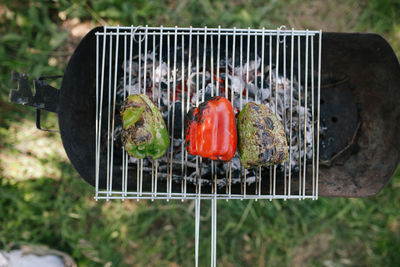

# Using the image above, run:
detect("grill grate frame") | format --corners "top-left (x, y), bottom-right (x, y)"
top-left (94, 25), bottom-right (322, 202)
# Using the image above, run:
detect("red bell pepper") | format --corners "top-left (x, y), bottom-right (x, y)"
top-left (185, 96), bottom-right (237, 161)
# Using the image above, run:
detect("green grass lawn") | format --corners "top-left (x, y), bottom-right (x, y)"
top-left (1, 0), bottom-right (400, 266)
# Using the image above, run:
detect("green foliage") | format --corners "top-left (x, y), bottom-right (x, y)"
top-left (0, 0), bottom-right (399, 266)
top-left (356, 0), bottom-right (400, 56)
top-left (357, 0), bottom-right (400, 33)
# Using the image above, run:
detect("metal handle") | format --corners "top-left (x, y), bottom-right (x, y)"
top-left (35, 109), bottom-right (59, 133)
top-left (9, 71), bottom-right (62, 132)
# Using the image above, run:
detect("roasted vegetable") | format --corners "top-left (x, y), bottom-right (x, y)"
top-left (185, 96), bottom-right (237, 161)
top-left (238, 102), bottom-right (288, 168)
top-left (120, 94), bottom-right (169, 160)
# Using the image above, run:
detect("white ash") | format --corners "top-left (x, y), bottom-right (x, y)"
top-left (117, 48), bottom-right (315, 188)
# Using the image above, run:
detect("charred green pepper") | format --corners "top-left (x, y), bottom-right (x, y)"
top-left (120, 94), bottom-right (169, 160)
top-left (238, 102), bottom-right (288, 168)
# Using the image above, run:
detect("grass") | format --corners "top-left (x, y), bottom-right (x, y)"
top-left (1, 0), bottom-right (400, 266)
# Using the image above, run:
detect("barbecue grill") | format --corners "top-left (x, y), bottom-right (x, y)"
top-left (9, 25), bottom-right (400, 266)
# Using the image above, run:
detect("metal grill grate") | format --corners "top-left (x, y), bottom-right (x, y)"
top-left (94, 25), bottom-right (322, 202)
top-left (94, 25), bottom-right (322, 266)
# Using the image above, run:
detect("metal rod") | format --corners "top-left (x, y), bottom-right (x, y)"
top-left (109, 25), bottom-right (120, 198)
top-left (151, 29), bottom-right (156, 201)
top-left (283, 29), bottom-right (287, 200)
top-left (289, 29), bottom-right (294, 197)
top-left (254, 31), bottom-right (258, 199)
top-left (240, 33), bottom-right (243, 109)
top-left (231, 27), bottom-right (236, 105)
top-left (311, 35), bottom-right (315, 199)
top-left (196, 34), bottom-right (200, 107)
top-left (122, 35), bottom-right (127, 201)
top-left (258, 27), bottom-right (265, 199)
top-left (96, 26), bottom-right (320, 34)
top-left (246, 27), bottom-right (250, 104)
top-left (155, 25), bottom-right (164, 199)
top-left (243, 169), bottom-right (247, 198)
top-left (140, 26), bottom-right (147, 198)
top-left (143, 25), bottom-right (148, 95)
top-left (137, 29), bottom-right (142, 200)
top-left (168, 26), bottom-right (178, 200)
top-left (239, 32), bottom-right (244, 197)
top-left (181, 33), bottom-right (185, 201)
top-left (125, 26), bottom-right (134, 199)
top-left (210, 34), bottom-right (214, 97)
top-left (96, 191), bottom-right (317, 200)
top-left (199, 157), bottom-right (203, 196)
top-left (158, 25), bottom-right (164, 109)
top-left (152, 32), bottom-right (156, 103)
top-left (96, 25), bottom-right (320, 32)
top-left (269, 34), bottom-right (272, 201)
top-left (195, 33), bottom-right (200, 199)
top-left (187, 26), bottom-right (193, 111)
top-left (216, 25), bottom-right (221, 96)
top-left (211, 196), bottom-right (214, 267)
top-left (209, 37), bottom-right (218, 262)
top-left (273, 28), bottom-right (279, 197)
top-left (229, 162), bottom-right (232, 199)
top-left (106, 33), bottom-right (113, 200)
top-left (211, 198), bottom-right (217, 267)
top-left (225, 31), bottom-right (228, 99)
top-left (254, 31), bottom-right (258, 103)
top-left (96, 30), bottom-right (320, 36)
top-left (297, 35), bottom-right (302, 198)
top-left (202, 26), bottom-right (207, 102)
top-left (166, 33), bottom-right (171, 201)
top-left (95, 31), bottom-right (101, 200)
top-left (195, 198), bottom-right (200, 267)
top-left (303, 30), bottom-right (309, 199)
top-left (316, 30), bottom-right (322, 200)
top-left (184, 26), bottom-right (193, 199)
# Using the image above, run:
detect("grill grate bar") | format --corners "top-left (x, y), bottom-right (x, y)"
top-left (311, 35), bottom-right (315, 199)
top-left (122, 35), bottom-right (127, 201)
top-left (258, 27), bottom-right (265, 199)
top-left (288, 29), bottom-right (294, 197)
top-left (166, 33), bottom-right (171, 201)
top-left (297, 35), bottom-right (302, 198)
top-left (316, 30), bottom-right (322, 200)
top-left (184, 27), bottom-right (193, 199)
top-left (151, 31), bottom-right (156, 201)
top-left (254, 32), bottom-right (260, 199)
top-left (181, 34), bottom-right (185, 201)
top-left (283, 27), bottom-right (287, 199)
top-left (95, 33), bottom-right (100, 200)
top-left (168, 26), bottom-right (178, 201)
top-left (96, 191), bottom-right (317, 199)
top-left (303, 30), bottom-right (309, 199)
top-left (268, 34), bottom-right (273, 201)
top-left (109, 26), bottom-right (120, 198)
top-left (106, 33), bottom-right (112, 200)
top-left (273, 28), bottom-right (279, 198)
top-left (137, 32), bottom-right (142, 200)
top-left (96, 31), bottom-right (320, 37)
top-left (98, 25), bottom-right (320, 33)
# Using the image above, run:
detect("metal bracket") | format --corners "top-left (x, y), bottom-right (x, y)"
top-left (9, 71), bottom-right (62, 132)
